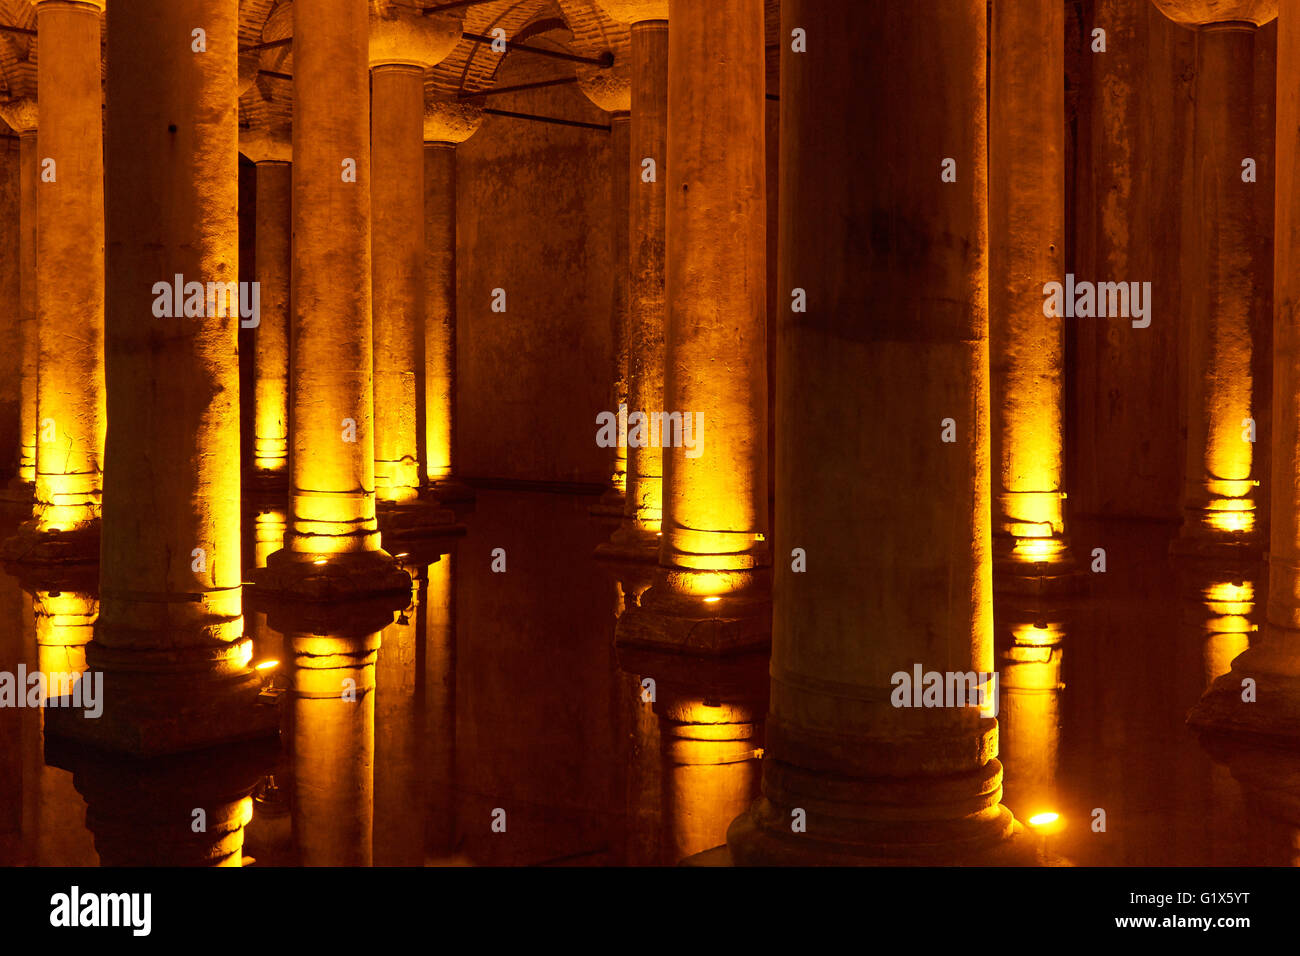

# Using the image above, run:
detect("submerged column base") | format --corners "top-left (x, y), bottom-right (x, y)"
top-left (423, 476), bottom-right (476, 505)
top-left (0, 475), bottom-right (35, 504)
top-left (992, 537), bottom-right (1087, 596)
top-left (0, 518), bottom-right (100, 565)
top-left (616, 568), bottom-right (771, 655)
top-left (727, 750), bottom-right (1033, 866)
top-left (44, 667), bottom-right (279, 759)
top-left (595, 523), bottom-right (661, 564)
top-left (376, 498), bottom-right (461, 543)
top-left (1188, 628), bottom-right (1300, 741)
top-left (250, 547), bottom-right (413, 603)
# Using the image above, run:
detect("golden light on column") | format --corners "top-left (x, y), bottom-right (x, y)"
top-left (728, 0), bottom-right (1026, 864)
top-left (423, 98), bottom-right (483, 504)
top-left (241, 128), bottom-right (293, 481)
top-left (45, 0), bottom-right (276, 756)
top-left (990, 0), bottom-right (1075, 586)
top-left (0, 98), bottom-right (38, 493)
top-left (577, 37), bottom-right (632, 517)
top-left (1, 0), bottom-right (106, 562)
top-left (1151, 0), bottom-right (1274, 556)
top-left (595, 3), bottom-right (668, 563)
top-left (287, 628), bottom-right (380, 867)
top-left (1188, 0), bottom-right (1300, 740)
top-left (661, 697), bottom-right (761, 863)
top-left (370, 7), bottom-right (462, 506)
top-left (253, 0), bottom-right (411, 600)
top-left (615, 0), bottom-right (770, 651)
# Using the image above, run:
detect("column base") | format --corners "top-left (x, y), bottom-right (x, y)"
top-left (992, 535), bottom-right (1088, 596)
top-left (589, 484), bottom-right (626, 518)
top-left (616, 572), bottom-right (772, 656)
top-left (44, 667), bottom-right (280, 759)
top-left (246, 467), bottom-right (290, 495)
top-left (594, 523), bottom-right (661, 564)
top-left (376, 497), bottom-right (464, 542)
top-left (726, 795), bottom-right (1032, 866)
top-left (0, 475), bottom-right (34, 504)
top-left (1170, 523), bottom-right (1264, 562)
top-left (423, 476), bottom-right (476, 505)
top-left (1187, 644), bottom-right (1300, 742)
top-left (0, 518), bottom-right (99, 565)
top-left (250, 547), bottom-right (413, 603)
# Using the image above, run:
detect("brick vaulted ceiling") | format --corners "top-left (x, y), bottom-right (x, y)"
top-left (0, 1), bottom-right (778, 126)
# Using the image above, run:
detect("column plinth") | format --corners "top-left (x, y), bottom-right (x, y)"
top-left (614, 2), bottom-right (770, 654)
top-left (726, 0), bottom-right (1029, 865)
top-left (252, 0), bottom-right (412, 603)
top-left (0, 0), bottom-right (105, 565)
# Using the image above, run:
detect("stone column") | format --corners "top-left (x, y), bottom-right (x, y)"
top-left (617, 0), bottom-right (770, 653)
top-left (0, 98), bottom-right (38, 495)
top-left (1, 0), bottom-right (105, 564)
top-left (422, 98), bottom-right (482, 505)
top-left (369, 8), bottom-right (460, 513)
top-left (1192, 0), bottom-right (1300, 739)
top-left (45, 0), bottom-right (277, 756)
top-left (596, 2), bottom-right (668, 564)
top-left (253, 0), bottom-right (412, 600)
top-left (578, 50), bottom-right (632, 517)
top-left (990, 0), bottom-right (1077, 587)
top-left (1152, 1), bottom-right (1276, 557)
top-left (240, 128), bottom-right (292, 484)
top-left (728, 0), bottom-right (1026, 864)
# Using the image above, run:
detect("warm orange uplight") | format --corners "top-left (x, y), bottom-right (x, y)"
top-left (703, 596), bottom-right (720, 604)
top-left (312, 557), bottom-right (327, 565)
top-left (255, 660), bottom-right (280, 671)
top-left (1028, 811), bottom-right (1060, 828)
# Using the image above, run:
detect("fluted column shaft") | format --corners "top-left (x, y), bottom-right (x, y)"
top-left (33, 0), bottom-right (105, 540)
top-left (372, 65), bottom-right (425, 504)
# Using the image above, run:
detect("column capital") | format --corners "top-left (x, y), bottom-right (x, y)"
top-left (0, 96), bottom-right (38, 134)
top-left (369, 7), bottom-right (461, 70)
top-left (1148, 0), bottom-right (1276, 26)
top-left (423, 97), bottom-right (482, 145)
top-left (596, 0), bottom-right (667, 24)
top-left (31, 0), bottom-right (106, 10)
top-left (240, 126), bottom-right (291, 164)
top-left (577, 59), bottom-right (630, 113)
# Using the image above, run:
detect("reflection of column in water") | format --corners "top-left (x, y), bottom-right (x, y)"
top-left (288, 628), bottom-right (379, 867)
top-left (998, 615), bottom-right (1064, 833)
top-left (660, 696), bottom-right (761, 864)
top-left (23, 578), bottom-right (97, 864)
top-left (1191, 578), bottom-right (1257, 686)
top-left (1199, 733), bottom-right (1300, 866)
top-left (423, 550), bottom-right (457, 860)
top-left (622, 646), bottom-right (766, 865)
top-left (374, 563), bottom-right (425, 865)
top-left (47, 739), bottom-right (273, 866)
